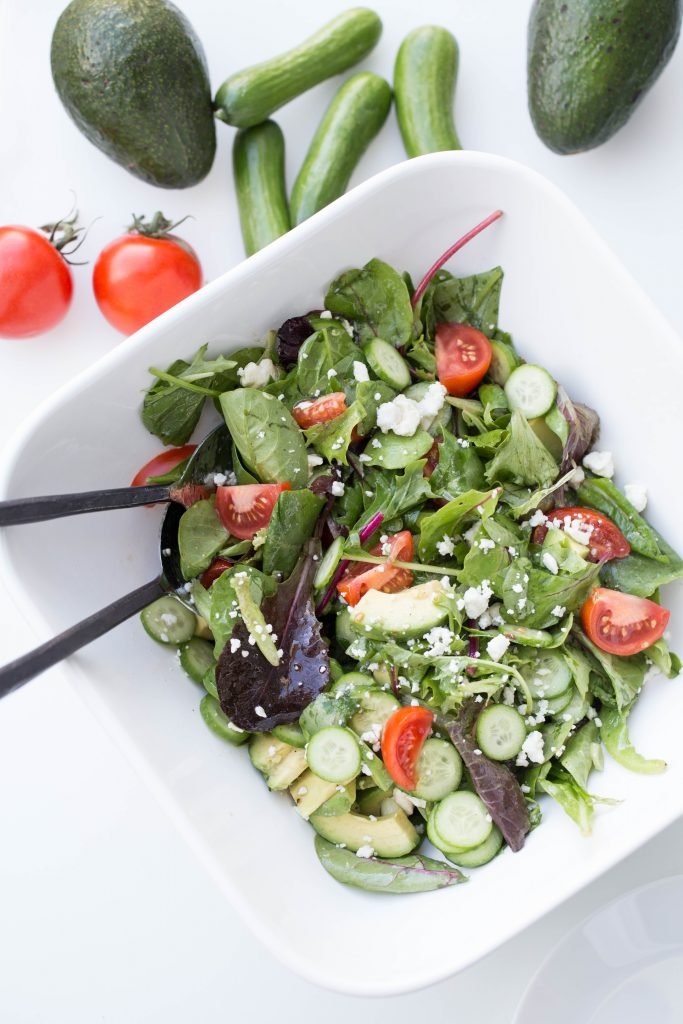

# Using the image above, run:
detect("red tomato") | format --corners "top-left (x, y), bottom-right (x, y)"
top-left (533, 507), bottom-right (630, 563)
top-left (292, 392), bottom-right (347, 429)
top-left (216, 483), bottom-right (290, 540)
top-left (130, 445), bottom-right (197, 487)
top-left (0, 226), bottom-right (73, 338)
top-left (581, 587), bottom-right (669, 656)
top-left (199, 558), bottom-right (233, 589)
top-left (435, 322), bottom-right (492, 397)
top-left (93, 217), bottom-right (202, 335)
top-left (381, 706), bottom-right (434, 790)
top-left (337, 531), bottom-right (414, 606)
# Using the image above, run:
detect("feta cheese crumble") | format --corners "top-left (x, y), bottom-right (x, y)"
top-left (436, 535), bottom-right (455, 557)
top-left (375, 383), bottom-right (447, 437)
top-left (463, 580), bottom-right (493, 619)
top-left (486, 633), bottom-right (510, 662)
top-left (542, 552), bottom-right (559, 575)
top-left (330, 480), bottom-right (345, 497)
top-left (624, 482), bottom-right (648, 512)
top-left (355, 845), bottom-right (375, 859)
top-left (238, 358), bottom-right (276, 388)
top-left (515, 730), bottom-right (545, 766)
top-left (353, 360), bottom-right (369, 383)
top-left (583, 450), bottom-right (614, 479)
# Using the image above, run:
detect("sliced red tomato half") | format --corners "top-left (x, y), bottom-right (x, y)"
top-left (215, 483), bottom-right (290, 540)
top-left (337, 531), bottom-right (414, 606)
top-left (292, 392), bottom-right (347, 429)
top-left (131, 444), bottom-right (197, 486)
top-left (581, 587), bottom-right (669, 656)
top-left (533, 507), bottom-right (630, 563)
top-left (381, 705), bottom-right (434, 790)
top-left (435, 322), bottom-right (492, 397)
top-left (199, 557), bottom-right (233, 589)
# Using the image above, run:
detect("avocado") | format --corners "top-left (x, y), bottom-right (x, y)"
top-left (266, 749), bottom-right (307, 791)
top-left (348, 580), bottom-right (449, 641)
top-left (51, 0), bottom-right (216, 187)
top-left (290, 769), bottom-right (338, 819)
top-left (309, 809), bottom-right (419, 857)
top-left (528, 0), bottom-right (681, 154)
top-left (249, 733), bottom-right (292, 775)
top-left (317, 778), bottom-right (357, 817)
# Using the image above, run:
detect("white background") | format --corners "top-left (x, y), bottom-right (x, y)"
top-left (1, 1), bottom-right (682, 1020)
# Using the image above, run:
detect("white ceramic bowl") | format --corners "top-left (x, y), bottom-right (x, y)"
top-left (1, 152), bottom-right (682, 997)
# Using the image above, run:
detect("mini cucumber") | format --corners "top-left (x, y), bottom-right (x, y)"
top-left (446, 825), bottom-right (504, 868)
top-left (179, 637), bottom-right (215, 684)
top-left (432, 791), bottom-right (492, 851)
top-left (475, 704), bottom-right (527, 761)
top-left (272, 721), bottom-right (306, 748)
top-left (412, 738), bottom-right (463, 801)
top-left (350, 688), bottom-right (400, 737)
top-left (521, 651), bottom-right (572, 700)
top-left (394, 26), bottom-right (461, 158)
top-left (362, 337), bottom-right (411, 390)
top-left (332, 670), bottom-right (375, 696)
top-left (306, 726), bottom-right (361, 784)
top-left (215, 9), bottom-right (383, 128)
top-left (140, 596), bottom-right (196, 646)
top-left (505, 364), bottom-right (557, 419)
top-left (233, 121), bottom-right (291, 256)
top-left (290, 71), bottom-right (392, 225)
top-left (200, 695), bottom-right (250, 746)
top-left (314, 536), bottom-right (345, 590)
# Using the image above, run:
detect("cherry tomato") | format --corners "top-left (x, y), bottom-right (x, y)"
top-left (0, 226), bottom-right (73, 338)
top-left (533, 507), bottom-right (630, 563)
top-left (130, 445), bottom-right (197, 487)
top-left (199, 558), bottom-right (233, 589)
top-left (435, 322), bottom-right (492, 397)
top-left (93, 214), bottom-right (202, 335)
top-left (581, 587), bottom-right (669, 656)
top-left (292, 392), bottom-right (347, 429)
top-left (216, 483), bottom-right (290, 540)
top-left (337, 531), bottom-right (414, 606)
top-left (381, 705), bottom-right (434, 790)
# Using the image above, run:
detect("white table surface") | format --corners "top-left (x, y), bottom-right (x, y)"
top-left (1, 1), bottom-right (682, 1020)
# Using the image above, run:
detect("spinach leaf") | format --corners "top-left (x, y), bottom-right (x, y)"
top-left (429, 430), bottom-right (485, 500)
top-left (362, 429), bottom-right (433, 470)
top-left (556, 385), bottom-right (600, 478)
top-left (599, 531), bottom-right (683, 597)
top-left (521, 564), bottom-right (599, 629)
top-left (355, 461), bottom-right (434, 536)
top-left (145, 454), bottom-right (193, 485)
top-left (459, 536), bottom-right (509, 590)
top-left (231, 442), bottom-right (258, 484)
top-left (209, 565), bottom-right (277, 658)
top-left (354, 380), bottom-right (396, 435)
top-left (422, 267), bottom-right (504, 339)
top-left (538, 769), bottom-right (618, 836)
top-left (296, 325), bottom-right (359, 397)
top-left (141, 357), bottom-right (205, 446)
top-left (178, 497), bottom-right (230, 580)
top-left (418, 488), bottom-right (500, 562)
top-left (575, 632), bottom-right (647, 711)
top-left (324, 258), bottom-right (413, 348)
top-left (305, 404), bottom-right (364, 465)
top-left (220, 389), bottom-right (308, 485)
top-left (485, 412), bottom-right (558, 489)
top-left (262, 489), bottom-right (324, 578)
top-left (577, 476), bottom-right (665, 561)
top-left (314, 836), bottom-right (466, 894)
top-left (600, 706), bottom-right (667, 774)
top-left (560, 720), bottom-right (601, 789)
top-left (405, 336), bottom-right (436, 375)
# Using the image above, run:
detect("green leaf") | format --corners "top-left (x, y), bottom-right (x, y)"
top-left (353, 380), bottom-right (397, 435)
top-left (600, 705), bottom-right (667, 774)
top-left (304, 404), bottom-right (364, 465)
top-left (314, 836), bottom-right (466, 893)
top-left (562, 643), bottom-right (593, 700)
top-left (479, 383), bottom-right (510, 429)
top-left (429, 430), bottom-right (485, 501)
top-left (141, 357), bottom-right (204, 446)
top-left (422, 267), bottom-right (504, 339)
top-left (208, 565), bottom-right (276, 658)
top-left (575, 632), bottom-right (648, 711)
top-left (296, 325), bottom-right (359, 397)
top-left (418, 488), bottom-right (501, 562)
top-left (231, 442), bottom-right (258, 484)
top-left (262, 490), bottom-right (324, 578)
top-left (538, 770), bottom-right (618, 836)
top-left (220, 389), bottom-right (308, 485)
top-left (599, 530), bottom-right (683, 598)
top-left (324, 258), bottom-right (413, 348)
top-left (145, 454), bottom-right (193, 486)
top-left (504, 467), bottom-right (576, 519)
top-left (647, 638), bottom-right (682, 679)
top-left (354, 461), bottom-right (434, 536)
top-left (485, 411), bottom-right (558, 489)
top-left (362, 429), bottom-right (433, 470)
top-left (577, 476), bottom-right (665, 561)
top-left (521, 564), bottom-right (599, 629)
top-left (458, 534), bottom-right (509, 589)
top-left (178, 497), bottom-right (230, 580)
top-left (560, 720), bottom-right (601, 789)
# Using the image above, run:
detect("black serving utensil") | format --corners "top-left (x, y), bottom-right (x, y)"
top-left (0, 425), bottom-right (232, 698)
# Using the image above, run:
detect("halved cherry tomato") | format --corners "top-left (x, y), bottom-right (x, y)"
top-left (337, 531), bottom-right (414, 606)
top-left (435, 322), bottom-right (492, 397)
top-left (533, 507), bottom-right (630, 563)
top-left (581, 587), bottom-right (669, 656)
top-left (216, 483), bottom-right (290, 540)
top-left (199, 557), bottom-right (233, 589)
top-left (131, 444), bottom-right (197, 487)
top-left (292, 392), bottom-right (347, 429)
top-left (381, 705), bottom-right (434, 790)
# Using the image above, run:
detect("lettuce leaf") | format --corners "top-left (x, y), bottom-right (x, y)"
top-left (485, 411), bottom-right (558, 489)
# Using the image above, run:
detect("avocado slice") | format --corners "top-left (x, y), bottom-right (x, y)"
top-left (317, 778), bottom-right (357, 817)
top-left (249, 733), bottom-right (292, 775)
top-left (290, 770), bottom-right (338, 819)
top-left (266, 749), bottom-right (307, 791)
top-left (348, 580), bottom-right (449, 640)
top-left (309, 809), bottom-right (419, 857)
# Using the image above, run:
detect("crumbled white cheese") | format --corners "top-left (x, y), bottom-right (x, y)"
top-left (254, 705), bottom-right (267, 719)
top-left (569, 465), bottom-right (585, 489)
top-left (551, 605), bottom-right (566, 617)
top-left (376, 394), bottom-right (422, 436)
top-left (239, 358), bottom-right (276, 388)
top-left (515, 730), bottom-right (545, 767)
top-left (230, 638), bottom-right (242, 653)
top-left (486, 634), bottom-right (510, 662)
top-left (417, 382), bottom-right (448, 430)
top-left (423, 626), bottom-right (455, 658)
top-left (542, 552), bottom-right (559, 575)
top-left (353, 360), bottom-right (369, 383)
top-left (624, 482), bottom-right (648, 512)
top-left (307, 453), bottom-right (324, 472)
top-left (436, 535), bottom-right (455, 557)
top-left (502, 685), bottom-right (516, 706)
top-left (463, 580), bottom-right (493, 619)
top-left (327, 368), bottom-right (337, 378)
top-left (319, 310), bottom-right (333, 319)
top-left (562, 514), bottom-right (594, 546)
top-left (583, 450), bottom-right (614, 479)
top-left (528, 509), bottom-right (547, 528)
top-left (478, 538), bottom-right (496, 552)
top-left (330, 480), bottom-right (345, 497)
top-left (355, 845), bottom-right (375, 859)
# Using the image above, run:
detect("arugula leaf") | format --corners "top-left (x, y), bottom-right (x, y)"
top-left (362, 429), bottom-right (433, 470)
top-left (575, 631), bottom-right (647, 711)
top-left (305, 404), bottom-right (364, 465)
top-left (422, 267), bottom-right (504, 340)
top-left (485, 411), bottom-right (558, 489)
top-left (538, 768), bottom-right (618, 836)
top-left (599, 531), bottom-right (683, 597)
top-left (355, 461), bottom-right (434, 536)
top-left (262, 489), bottom-right (324, 578)
top-left (177, 497), bottom-right (230, 580)
top-left (314, 836), bottom-right (466, 894)
top-left (520, 563), bottom-right (599, 629)
top-left (429, 431), bottom-right (485, 500)
top-left (600, 705), bottom-right (667, 774)
top-left (577, 476), bottom-right (665, 561)
top-left (220, 389), bottom-right (308, 485)
top-left (418, 488), bottom-right (500, 562)
top-left (324, 258), bottom-right (413, 348)
top-left (296, 325), bottom-right (359, 397)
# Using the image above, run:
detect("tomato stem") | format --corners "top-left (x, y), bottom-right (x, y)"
top-left (411, 210), bottom-right (504, 309)
top-left (130, 211), bottom-right (193, 239)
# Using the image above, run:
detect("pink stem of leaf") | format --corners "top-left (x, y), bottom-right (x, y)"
top-left (467, 621), bottom-right (478, 675)
top-left (411, 210), bottom-right (504, 309)
top-left (315, 512), bottom-right (384, 616)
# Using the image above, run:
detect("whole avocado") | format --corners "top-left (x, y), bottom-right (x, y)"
top-left (51, 0), bottom-right (216, 187)
top-left (528, 0), bottom-right (681, 154)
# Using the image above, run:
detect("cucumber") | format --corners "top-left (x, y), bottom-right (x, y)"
top-left (335, 607), bottom-right (356, 650)
top-left (233, 121), bottom-right (290, 257)
top-left (362, 337), bottom-right (411, 389)
top-left (475, 704), bottom-right (527, 761)
top-left (314, 536), bottom-right (345, 590)
top-left (488, 339), bottom-right (520, 385)
top-left (202, 666), bottom-right (218, 700)
top-left (179, 637), bottom-right (215, 683)
top-left (333, 670), bottom-right (375, 696)
top-left (272, 721), bottom-right (306, 748)
top-left (290, 72), bottom-right (392, 225)
top-left (520, 650), bottom-right (572, 700)
top-left (432, 791), bottom-right (492, 851)
top-left (394, 26), bottom-right (461, 158)
top-left (543, 687), bottom-right (574, 716)
top-left (446, 825), bottom-right (504, 868)
top-left (329, 657), bottom-right (344, 682)
top-left (504, 364), bottom-right (557, 419)
top-left (140, 595), bottom-right (196, 645)
top-left (214, 9), bottom-right (383, 128)
top-left (350, 688), bottom-right (400, 737)
top-left (306, 727), bottom-right (361, 784)
top-left (412, 738), bottom-right (463, 800)
top-left (199, 694), bottom-right (249, 746)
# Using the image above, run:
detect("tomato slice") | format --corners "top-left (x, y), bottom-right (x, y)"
top-left (381, 706), bottom-right (434, 790)
top-left (533, 507), bottom-right (630, 563)
top-left (131, 444), bottom-right (197, 486)
top-left (216, 483), bottom-right (290, 540)
top-left (581, 587), bottom-right (669, 656)
top-left (292, 392), bottom-right (347, 429)
top-left (199, 558), bottom-right (233, 589)
top-left (337, 531), bottom-right (414, 606)
top-left (435, 323), bottom-right (492, 397)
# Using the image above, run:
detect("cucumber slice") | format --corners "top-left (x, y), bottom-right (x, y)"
top-left (445, 825), bottom-right (504, 868)
top-left (432, 791), bottom-right (492, 851)
top-left (521, 650), bottom-right (572, 699)
top-left (350, 688), bottom-right (400, 737)
top-left (333, 670), bottom-right (375, 696)
top-left (306, 726), bottom-right (361, 784)
top-left (412, 738), bottom-right (463, 800)
top-left (426, 807), bottom-right (459, 854)
top-left (363, 337), bottom-right (411, 389)
top-left (202, 666), bottom-right (218, 699)
top-left (488, 339), bottom-right (520, 385)
top-left (329, 657), bottom-right (344, 682)
top-left (504, 364), bottom-right (556, 418)
top-left (314, 536), bottom-right (345, 590)
top-left (475, 704), bottom-right (526, 761)
top-left (140, 596), bottom-right (196, 645)
top-left (179, 637), bottom-right (215, 683)
top-left (543, 687), bottom-right (574, 716)
top-left (335, 607), bottom-right (356, 649)
top-left (199, 695), bottom-right (249, 746)
top-left (272, 721), bottom-right (306, 748)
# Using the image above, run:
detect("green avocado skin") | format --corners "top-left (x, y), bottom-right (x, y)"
top-left (528, 0), bottom-right (681, 154)
top-left (51, 0), bottom-right (216, 188)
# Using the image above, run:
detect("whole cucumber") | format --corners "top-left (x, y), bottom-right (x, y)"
top-left (290, 72), bottom-right (392, 226)
top-left (233, 121), bottom-right (291, 256)
top-left (214, 8), bottom-right (383, 128)
top-left (528, 0), bottom-right (682, 154)
top-left (394, 26), bottom-right (461, 158)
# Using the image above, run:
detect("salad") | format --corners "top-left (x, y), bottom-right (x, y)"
top-left (136, 215), bottom-right (682, 894)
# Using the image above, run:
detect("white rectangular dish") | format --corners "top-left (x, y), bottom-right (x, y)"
top-left (1, 151), bottom-right (682, 997)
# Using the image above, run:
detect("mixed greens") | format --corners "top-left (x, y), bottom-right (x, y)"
top-left (137, 219), bottom-right (682, 894)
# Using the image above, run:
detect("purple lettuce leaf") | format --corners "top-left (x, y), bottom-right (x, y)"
top-left (556, 384), bottom-right (600, 477)
top-left (276, 316), bottom-right (314, 367)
